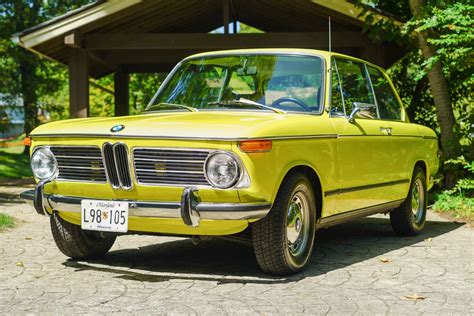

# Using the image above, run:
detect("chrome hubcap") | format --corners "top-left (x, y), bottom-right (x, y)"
top-left (287, 192), bottom-right (309, 256)
top-left (411, 178), bottom-right (424, 223)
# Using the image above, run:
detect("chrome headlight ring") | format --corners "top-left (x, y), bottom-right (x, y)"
top-left (204, 151), bottom-right (249, 189)
top-left (30, 147), bottom-right (58, 181)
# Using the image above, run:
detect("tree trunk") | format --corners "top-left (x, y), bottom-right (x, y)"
top-left (408, 0), bottom-right (460, 187)
top-left (19, 58), bottom-right (39, 155)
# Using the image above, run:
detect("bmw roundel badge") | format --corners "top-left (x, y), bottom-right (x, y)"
top-left (110, 124), bottom-right (125, 133)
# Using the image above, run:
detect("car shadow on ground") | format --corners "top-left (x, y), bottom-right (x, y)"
top-left (63, 216), bottom-right (464, 284)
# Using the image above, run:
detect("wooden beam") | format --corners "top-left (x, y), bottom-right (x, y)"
top-left (68, 49), bottom-right (89, 118)
top-left (103, 50), bottom-right (196, 65)
top-left (84, 32), bottom-right (371, 50)
top-left (114, 70), bottom-right (129, 116)
top-left (223, 0), bottom-right (230, 34)
top-left (64, 30), bottom-right (82, 48)
top-left (121, 63), bottom-right (176, 73)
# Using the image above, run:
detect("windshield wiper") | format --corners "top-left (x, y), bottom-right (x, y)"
top-left (208, 99), bottom-right (286, 114)
top-left (146, 103), bottom-right (198, 113)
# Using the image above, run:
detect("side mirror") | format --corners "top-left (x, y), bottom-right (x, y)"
top-left (348, 102), bottom-right (377, 123)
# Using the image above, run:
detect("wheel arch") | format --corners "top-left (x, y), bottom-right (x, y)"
top-left (414, 159), bottom-right (428, 184)
top-left (273, 162), bottom-right (323, 220)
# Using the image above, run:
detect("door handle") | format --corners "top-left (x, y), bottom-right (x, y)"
top-left (380, 127), bottom-right (393, 135)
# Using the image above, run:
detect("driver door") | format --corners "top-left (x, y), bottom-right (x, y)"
top-left (329, 57), bottom-right (394, 214)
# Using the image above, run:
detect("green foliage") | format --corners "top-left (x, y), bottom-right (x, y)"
top-left (0, 151), bottom-right (32, 179)
top-left (433, 193), bottom-right (474, 221)
top-left (238, 23), bottom-right (264, 34)
top-left (404, 3), bottom-right (473, 78)
top-left (441, 156), bottom-right (474, 196)
top-left (0, 0), bottom-right (94, 133)
top-left (433, 156), bottom-right (474, 221)
top-left (129, 73), bottom-right (167, 114)
top-left (0, 213), bottom-right (15, 230)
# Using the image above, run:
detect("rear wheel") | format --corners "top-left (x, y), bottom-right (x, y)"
top-left (50, 212), bottom-right (116, 259)
top-left (252, 173), bottom-right (316, 275)
top-left (390, 167), bottom-right (427, 236)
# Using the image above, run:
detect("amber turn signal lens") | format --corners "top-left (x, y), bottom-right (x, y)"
top-left (24, 137), bottom-right (31, 146)
top-left (238, 140), bottom-right (272, 153)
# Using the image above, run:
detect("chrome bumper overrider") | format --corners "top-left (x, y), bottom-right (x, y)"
top-left (20, 187), bottom-right (271, 228)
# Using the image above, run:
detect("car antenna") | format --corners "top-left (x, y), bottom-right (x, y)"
top-left (328, 15), bottom-right (332, 57)
top-left (325, 16), bottom-right (332, 113)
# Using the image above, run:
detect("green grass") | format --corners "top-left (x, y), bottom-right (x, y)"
top-left (432, 193), bottom-right (474, 222)
top-left (0, 213), bottom-right (15, 230)
top-left (0, 150), bottom-right (32, 179)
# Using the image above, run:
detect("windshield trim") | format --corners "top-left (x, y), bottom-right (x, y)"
top-left (146, 52), bottom-right (327, 116)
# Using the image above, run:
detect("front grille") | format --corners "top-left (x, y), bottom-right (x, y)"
top-left (50, 146), bottom-right (106, 183)
top-left (103, 143), bottom-right (132, 189)
top-left (133, 148), bottom-right (210, 186)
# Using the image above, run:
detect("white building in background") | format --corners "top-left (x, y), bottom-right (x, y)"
top-left (0, 94), bottom-right (24, 139)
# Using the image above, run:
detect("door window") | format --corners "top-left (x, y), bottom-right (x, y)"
top-left (367, 67), bottom-right (402, 120)
top-left (331, 58), bottom-right (377, 119)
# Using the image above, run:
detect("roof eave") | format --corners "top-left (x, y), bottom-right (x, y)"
top-left (12, 0), bottom-right (141, 50)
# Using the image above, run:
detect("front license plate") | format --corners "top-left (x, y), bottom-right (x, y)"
top-left (81, 200), bottom-right (128, 233)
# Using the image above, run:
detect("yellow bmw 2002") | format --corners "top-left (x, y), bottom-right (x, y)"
top-left (22, 49), bottom-right (438, 275)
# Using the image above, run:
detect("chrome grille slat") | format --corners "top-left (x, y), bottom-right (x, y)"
top-left (55, 155), bottom-right (103, 160)
top-left (134, 158), bottom-right (206, 163)
top-left (135, 169), bottom-right (204, 174)
top-left (113, 144), bottom-right (132, 189)
top-left (58, 165), bottom-right (104, 170)
top-left (133, 148), bottom-right (211, 186)
top-left (50, 146), bottom-right (106, 183)
top-left (103, 143), bottom-right (120, 188)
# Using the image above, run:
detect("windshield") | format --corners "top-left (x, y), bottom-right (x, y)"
top-left (147, 54), bottom-right (324, 113)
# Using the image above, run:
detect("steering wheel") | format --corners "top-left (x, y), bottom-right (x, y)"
top-left (271, 97), bottom-right (311, 112)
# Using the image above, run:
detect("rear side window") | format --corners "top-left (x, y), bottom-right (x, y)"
top-left (367, 67), bottom-right (401, 120)
top-left (331, 58), bottom-right (376, 118)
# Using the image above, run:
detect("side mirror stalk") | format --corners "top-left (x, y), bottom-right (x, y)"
top-left (348, 107), bottom-right (361, 123)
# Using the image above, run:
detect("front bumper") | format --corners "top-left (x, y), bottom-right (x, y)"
top-left (20, 187), bottom-right (271, 228)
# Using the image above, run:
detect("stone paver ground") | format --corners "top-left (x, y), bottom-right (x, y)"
top-left (0, 186), bottom-right (473, 315)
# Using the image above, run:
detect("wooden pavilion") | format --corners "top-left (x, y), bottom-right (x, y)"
top-left (12, 0), bottom-right (405, 118)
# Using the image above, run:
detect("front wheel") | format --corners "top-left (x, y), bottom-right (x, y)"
top-left (50, 212), bottom-right (116, 259)
top-left (390, 166), bottom-right (427, 236)
top-left (252, 173), bottom-right (316, 275)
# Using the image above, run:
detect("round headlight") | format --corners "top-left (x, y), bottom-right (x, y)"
top-left (205, 152), bottom-right (240, 189)
top-left (31, 147), bottom-right (58, 180)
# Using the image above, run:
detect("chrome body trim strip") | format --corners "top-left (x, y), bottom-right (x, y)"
top-left (30, 133), bottom-right (339, 141)
top-left (317, 199), bottom-right (404, 229)
top-left (324, 179), bottom-right (410, 197)
top-left (30, 133), bottom-right (432, 140)
top-left (20, 190), bottom-right (271, 221)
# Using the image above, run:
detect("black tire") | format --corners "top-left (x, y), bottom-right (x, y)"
top-left (50, 212), bottom-right (116, 259)
top-left (252, 172), bottom-right (316, 275)
top-left (390, 166), bottom-right (427, 236)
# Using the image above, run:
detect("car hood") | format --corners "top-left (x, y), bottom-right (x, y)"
top-left (30, 111), bottom-right (334, 139)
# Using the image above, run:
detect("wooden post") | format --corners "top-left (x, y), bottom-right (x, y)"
top-left (223, 0), bottom-right (230, 34)
top-left (114, 69), bottom-right (129, 116)
top-left (68, 49), bottom-right (89, 118)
